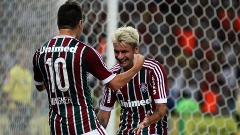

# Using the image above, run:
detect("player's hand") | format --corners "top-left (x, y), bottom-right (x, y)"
top-left (132, 111), bottom-right (151, 134)
top-left (133, 54), bottom-right (144, 71)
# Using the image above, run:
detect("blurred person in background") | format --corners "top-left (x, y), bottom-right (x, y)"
top-left (2, 49), bottom-right (33, 135)
top-left (32, 1), bottom-right (144, 135)
top-left (176, 90), bottom-right (200, 114)
top-left (175, 90), bottom-right (200, 135)
top-left (98, 26), bottom-right (168, 135)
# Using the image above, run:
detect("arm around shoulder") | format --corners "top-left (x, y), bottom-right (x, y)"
top-left (106, 54), bottom-right (145, 91)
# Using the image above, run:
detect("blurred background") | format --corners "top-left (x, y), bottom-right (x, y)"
top-left (0, 0), bottom-right (239, 135)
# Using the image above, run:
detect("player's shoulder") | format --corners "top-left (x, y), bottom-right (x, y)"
top-left (143, 58), bottom-right (166, 71)
top-left (143, 58), bottom-right (162, 66)
top-left (56, 36), bottom-right (89, 49)
top-left (110, 64), bottom-right (121, 73)
top-left (35, 39), bottom-right (52, 53)
top-left (75, 40), bottom-right (98, 53)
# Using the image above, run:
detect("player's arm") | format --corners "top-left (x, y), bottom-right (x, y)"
top-left (146, 103), bottom-right (167, 125)
top-left (35, 84), bottom-right (46, 92)
top-left (86, 47), bottom-right (144, 91)
top-left (133, 103), bottom-right (167, 134)
top-left (106, 54), bottom-right (144, 91)
top-left (98, 87), bottom-right (115, 128)
top-left (32, 50), bottom-right (46, 92)
top-left (97, 110), bottom-right (111, 128)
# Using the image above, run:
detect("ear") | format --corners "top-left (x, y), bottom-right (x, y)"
top-left (57, 21), bottom-right (59, 30)
top-left (78, 20), bottom-right (83, 28)
top-left (134, 46), bottom-right (139, 54)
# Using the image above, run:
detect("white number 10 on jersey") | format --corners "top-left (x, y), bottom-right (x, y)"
top-left (45, 58), bottom-right (70, 92)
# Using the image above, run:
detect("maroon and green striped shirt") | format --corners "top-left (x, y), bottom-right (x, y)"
top-left (33, 36), bottom-right (115, 135)
top-left (100, 59), bottom-right (168, 135)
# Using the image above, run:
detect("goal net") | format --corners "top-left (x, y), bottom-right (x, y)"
top-left (0, 0), bottom-right (239, 135)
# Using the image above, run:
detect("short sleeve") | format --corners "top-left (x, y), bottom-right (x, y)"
top-left (32, 50), bottom-right (44, 85)
top-left (99, 86), bottom-right (116, 111)
top-left (83, 47), bottom-right (115, 84)
top-left (151, 63), bottom-right (168, 104)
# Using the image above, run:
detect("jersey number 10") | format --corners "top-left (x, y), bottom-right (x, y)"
top-left (45, 57), bottom-right (70, 92)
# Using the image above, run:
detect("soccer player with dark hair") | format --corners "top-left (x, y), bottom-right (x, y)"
top-left (32, 1), bottom-right (144, 135)
top-left (98, 26), bottom-right (168, 135)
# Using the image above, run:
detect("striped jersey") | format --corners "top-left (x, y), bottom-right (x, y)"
top-left (32, 36), bottom-right (115, 135)
top-left (100, 59), bottom-right (168, 135)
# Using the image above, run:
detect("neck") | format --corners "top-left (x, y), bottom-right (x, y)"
top-left (58, 29), bottom-right (77, 39)
top-left (122, 63), bottom-right (134, 72)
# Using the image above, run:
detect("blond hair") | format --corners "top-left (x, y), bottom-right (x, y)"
top-left (111, 26), bottom-right (139, 46)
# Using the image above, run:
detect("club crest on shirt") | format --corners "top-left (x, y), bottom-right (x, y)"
top-left (139, 83), bottom-right (148, 93)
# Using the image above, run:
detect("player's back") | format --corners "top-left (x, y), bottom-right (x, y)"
top-left (36, 36), bottom-right (101, 134)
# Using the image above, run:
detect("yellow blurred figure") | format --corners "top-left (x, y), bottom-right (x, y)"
top-left (2, 49), bottom-right (33, 135)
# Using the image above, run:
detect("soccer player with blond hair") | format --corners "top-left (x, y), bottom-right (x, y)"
top-left (98, 26), bottom-right (168, 135)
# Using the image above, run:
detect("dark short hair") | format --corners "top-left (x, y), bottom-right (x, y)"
top-left (57, 0), bottom-right (83, 30)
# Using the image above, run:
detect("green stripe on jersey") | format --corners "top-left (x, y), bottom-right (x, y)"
top-left (140, 69), bottom-right (151, 134)
top-left (53, 38), bottom-right (69, 133)
top-left (118, 108), bottom-right (128, 135)
top-left (50, 112), bottom-right (57, 135)
top-left (67, 40), bottom-right (83, 134)
top-left (81, 47), bottom-right (97, 131)
top-left (128, 79), bottom-right (139, 133)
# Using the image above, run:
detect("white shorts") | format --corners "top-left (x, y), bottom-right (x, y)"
top-left (82, 126), bottom-right (108, 135)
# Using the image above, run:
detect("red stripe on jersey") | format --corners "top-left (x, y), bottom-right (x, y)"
top-left (66, 104), bottom-right (76, 134)
top-left (73, 43), bottom-right (84, 93)
top-left (82, 109), bottom-right (91, 132)
top-left (61, 38), bottom-right (74, 133)
top-left (33, 49), bottom-right (43, 83)
top-left (72, 43), bottom-right (94, 133)
top-left (47, 39), bottom-right (56, 98)
top-left (46, 39), bottom-right (60, 114)
top-left (96, 119), bottom-right (105, 135)
top-left (61, 38), bottom-right (76, 134)
top-left (62, 37), bottom-right (71, 47)
top-left (55, 115), bottom-right (62, 135)
top-left (59, 38), bottom-right (70, 89)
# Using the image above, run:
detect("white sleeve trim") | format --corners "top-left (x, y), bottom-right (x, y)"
top-left (154, 98), bottom-right (167, 103)
top-left (99, 104), bottom-right (114, 111)
top-left (101, 74), bottom-right (116, 85)
top-left (34, 81), bottom-right (44, 85)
